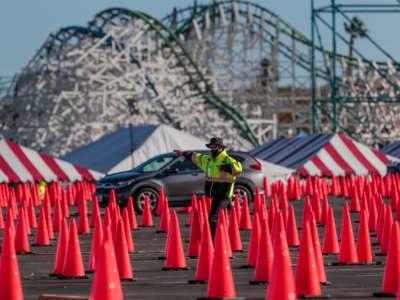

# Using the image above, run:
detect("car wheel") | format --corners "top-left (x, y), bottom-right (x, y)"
top-left (134, 187), bottom-right (159, 215)
top-left (232, 184), bottom-right (252, 206)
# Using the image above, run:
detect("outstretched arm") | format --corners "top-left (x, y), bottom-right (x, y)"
top-left (173, 150), bottom-right (193, 160)
top-left (173, 150), bottom-right (206, 172)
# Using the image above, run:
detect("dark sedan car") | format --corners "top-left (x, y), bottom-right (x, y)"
top-left (95, 150), bottom-right (264, 214)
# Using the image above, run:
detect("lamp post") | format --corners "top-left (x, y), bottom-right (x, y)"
top-left (125, 98), bottom-right (140, 169)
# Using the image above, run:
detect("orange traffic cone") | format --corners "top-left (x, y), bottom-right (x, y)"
top-left (311, 191), bottom-right (321, 223)
top-left (368, 195), bottom-right (378, 232)
top-left (0, 226), bottom-right (24, 300)
top-left (27, 197), bottom-right (37, 228)
top-left (91, 237), bottom-right (124, 300)
top-left (322, 206), bottom-right (339, 254)
top-left (350, 185), bottom-right (360, 212)
top-left (157, 196), bottom-right (170, 233)
top-left (379, 205), bottom-right (393, 255)
top-left (294, 177), bottom-right (302, 201)
top-left (376, 203), bottom-right (386, 245)
top-left (51, 218), bottom-right (68, 276)
top-left (127, 196), bottom-right (138, 230)
top-left (115, 220), bottom-right (134, 280)
top-left (90, 197), bottom-right (100, 228)
top-left (34, 205), bottom-right (50, 246)
top-left (14, 207), bottom-right (31, 254)
top-left (234, 194), bottom-right (241, 223)
top-left (5, 204), bottom-right (15, 234)
top-left (266, 215), bottom-right (297, 300)
top-left (188, 208), bottom-right (202, 258)
top-left (205, 223), bottom-right (238, 299)
top-left (250, 218), bottom-right (273, 284)
top-left (156, 187), bottom-right (165, 216)
top-left (43, 189), bottom-right (52, 218)
top-left (0, 207), bottom-right (5, 229)
top-left (295, 222), bottom-right (322, 297)
top-left (263, 176), bottom-right (271, 197)
top-left (162, 209), bottom-right (187, 270)
top-left (122, 208), bottom-right (135, 252)
top-left (357, 207), bottom-right (374, 263)
top-left (205, 196), bottom-right (212, 214)
top-left (197, 201), bottom-right (205, 233)
top-left (188, 194), bottom-right (198, 226)
top-left (239, 196), bottom-right (252, 230)
top-left (281, 196), bottom-right (289, 228)
top-left (88, 215), bottom-right (104, 273)
top-left (320, 195), bottom-right (329, 226)
top-left (61, 218), bottom-right (87, 278)
top-left (108, 189), bottom-right (117, 210)
top-left (309, 210), bottom-right (329, 284)
top-left (140, 195), bottom-right (154, 227)
top-left (268, 195), bottom-right (278, 231)
top-left (336, 202), bottom-right (359, 264)
top-left (219, 209), bottom-right (232, 258)
top-left (259, 196), bottom-right (268, 222)
top-left (228, 205), bottom-right (243, 252)
top-left (103, 206), bottom-right (111, 228)
top-left (43, 203), bottom-right (54, 240)
top-left (61, 188), bottom-right (70, 219)
top-left (22, 202), bottom-right (31, 235)
top-left (244, 212), bottom-right (261, 268)
top-left (301, 196), bottom-right (311, 231)
top-left (286, 205), bottom-right (300, 247)
top-left (52, 196), bottom-right (62, 232)
top-left (374, 221), bottom-right (400, 297)
top-left (253, 186), bottom-right (261, 215)
top-left (189, 221), bottom-right (213, 284)
top-left (78, 198), bottom-right (90, 234)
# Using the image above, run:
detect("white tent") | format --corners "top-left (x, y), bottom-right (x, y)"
top-left (259, 160), bottom-right (295, 184)
top-left (62, 124), bottom-right (208, 174)
top-left (62, 124), bottom-right (295, 183)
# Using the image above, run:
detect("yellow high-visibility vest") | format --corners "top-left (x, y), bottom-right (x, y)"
top-left (191, 149), bottom-right (242, 197)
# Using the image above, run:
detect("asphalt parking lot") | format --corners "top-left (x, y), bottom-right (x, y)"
top-left (12, 194), bottom-right (391, 300)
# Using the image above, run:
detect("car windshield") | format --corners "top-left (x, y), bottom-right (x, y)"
top-left (132, 154), bottom-right (176, 173)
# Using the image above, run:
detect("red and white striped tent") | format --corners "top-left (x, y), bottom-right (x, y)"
top-left (0, 139), bottom-right (104, 183)
top-left (251, 133), bottom-right (392, 177)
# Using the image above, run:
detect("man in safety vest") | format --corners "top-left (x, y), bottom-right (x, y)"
top-left (174, 137), bottom-right (242, 239)
top-left (39, 181), bottom-right (46, 200)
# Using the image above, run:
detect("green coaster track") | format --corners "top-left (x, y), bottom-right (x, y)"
top-left (4, 0), bottom-right (399, 154)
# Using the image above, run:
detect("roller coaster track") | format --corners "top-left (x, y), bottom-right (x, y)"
top-left (54, 26), bottom-right (174, 124)
top-left (91, 8), bottom-right (259, 146)
top-left (161, 0), bottom-right (400, 146)
top-left (2, 0), bottom-right (400, 156)
top-left (164, 0), bottom-right (399, 90)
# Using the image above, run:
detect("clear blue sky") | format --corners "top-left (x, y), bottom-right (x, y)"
top-left (0, 0), bottom-right (399, 77)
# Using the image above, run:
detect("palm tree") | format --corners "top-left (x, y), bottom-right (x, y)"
top-left (344, 16), bottom-right (368, 77)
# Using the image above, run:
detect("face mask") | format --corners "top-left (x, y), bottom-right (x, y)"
top-left (211, 149), bottom-right (220, 158)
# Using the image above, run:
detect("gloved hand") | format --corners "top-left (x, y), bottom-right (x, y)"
top-left (173, 149), bottom-right (183, 156)
top-left (183, 151), bottom-right (193, 160)
top-left (220, 163), bottom-right (233, 174)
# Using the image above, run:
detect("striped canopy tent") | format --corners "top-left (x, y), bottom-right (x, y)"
top-left (250, 133), bottom-right (391, 177)
top-left (381, 141), bottom-right (400, 158)
top-left (0, 139), bottom-right (104, 183)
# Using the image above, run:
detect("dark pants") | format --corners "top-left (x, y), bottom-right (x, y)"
top-left (208, 195), bottom-right (230, 241)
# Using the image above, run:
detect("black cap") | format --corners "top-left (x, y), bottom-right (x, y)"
top-left (206, 137), bottom-right (224, 148)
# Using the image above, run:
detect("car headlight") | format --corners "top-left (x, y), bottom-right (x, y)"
top-left (116, 179), bottom-right (135, 187)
